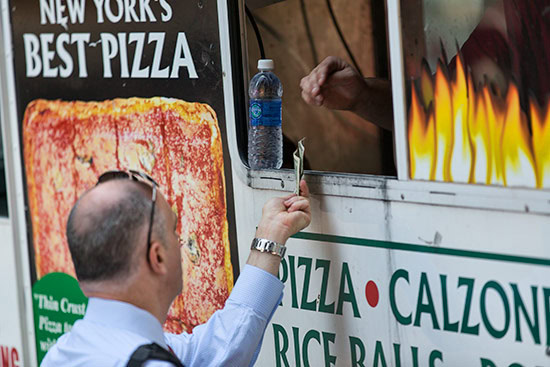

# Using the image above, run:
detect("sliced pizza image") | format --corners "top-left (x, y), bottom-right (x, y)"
top-left (23, 97), bottom-right (233, 333)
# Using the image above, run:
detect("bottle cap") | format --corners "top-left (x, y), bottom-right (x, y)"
top-left (257, 59), bottom-right (274, 71)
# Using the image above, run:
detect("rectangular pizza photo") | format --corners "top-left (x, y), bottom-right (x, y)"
top-left (23, 97), bottom-right (234, 333)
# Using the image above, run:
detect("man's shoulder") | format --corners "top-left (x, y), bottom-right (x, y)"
top-left (41, 319), bottom-right (151, 367)
top-left (42, 347), bottom-right (121, 367)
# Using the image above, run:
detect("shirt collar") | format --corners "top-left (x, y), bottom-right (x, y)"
top-left (84, 297), bottom-right (167, 348)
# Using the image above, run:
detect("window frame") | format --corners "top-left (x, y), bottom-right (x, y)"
top-left (223, 0), bottom-right (550, 217)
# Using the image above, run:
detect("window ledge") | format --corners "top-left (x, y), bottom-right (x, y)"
top-left (247, 169), bottom-right (550, 216)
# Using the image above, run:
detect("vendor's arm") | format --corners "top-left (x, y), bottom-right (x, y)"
top-left (300, 56), bottom-right (394, 131)
top-left (166, 181), bottom-right (311, 366)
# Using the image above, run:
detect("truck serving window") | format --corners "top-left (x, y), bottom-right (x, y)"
top-left (242, 1), bottom-right (396, 176)
top-left (402, 0), bottom-right (550, 189)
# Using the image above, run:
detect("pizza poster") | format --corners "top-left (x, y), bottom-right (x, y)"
top-left (8, 0), bottom-right (239, 361)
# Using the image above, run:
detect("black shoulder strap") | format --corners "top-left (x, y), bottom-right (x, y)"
top-left (126, 343), bottom-right (185, 367)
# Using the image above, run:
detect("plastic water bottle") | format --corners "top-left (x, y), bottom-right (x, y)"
top-left (248, 59), bottom-right (283, 169)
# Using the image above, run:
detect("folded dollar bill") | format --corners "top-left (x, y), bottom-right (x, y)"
top-left (294, 138), bottom-right (305, 195)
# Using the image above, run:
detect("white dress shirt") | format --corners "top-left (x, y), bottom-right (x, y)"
top-left (41, 265), bottom-right (284, 367)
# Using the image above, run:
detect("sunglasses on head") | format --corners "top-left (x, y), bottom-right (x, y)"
top-left (97, 170), bottom-right (159, 263)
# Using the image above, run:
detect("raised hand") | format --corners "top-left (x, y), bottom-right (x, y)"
top-left (246, 180), bottom-right (311, 276)
top-left (255, 180), bottom-right (311, 245)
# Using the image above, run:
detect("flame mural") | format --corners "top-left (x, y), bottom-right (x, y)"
top-left (408, 55), bottom-right (550, 189)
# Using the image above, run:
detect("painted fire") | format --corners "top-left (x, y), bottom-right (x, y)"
top-left (408, 55), bottom-right (550, 189)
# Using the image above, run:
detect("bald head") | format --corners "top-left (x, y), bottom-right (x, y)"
top-left (66, 180), bottom-right (164, 282)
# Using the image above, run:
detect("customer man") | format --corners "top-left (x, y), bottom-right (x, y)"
top-left (41, 170), bottom-right (311, 366)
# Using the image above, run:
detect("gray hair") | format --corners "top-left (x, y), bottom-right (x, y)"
top-left (66, 181), bottom-right (165, 282)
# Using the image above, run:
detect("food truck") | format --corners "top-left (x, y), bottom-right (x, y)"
top-left (0, 0), bottom-right (549, 366)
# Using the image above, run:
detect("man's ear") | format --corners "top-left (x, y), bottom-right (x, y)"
top-left (147, 241), bottom-right (168, 275)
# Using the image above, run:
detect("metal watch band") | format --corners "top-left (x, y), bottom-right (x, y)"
top-left (250, 238), bottom-right (287, 258)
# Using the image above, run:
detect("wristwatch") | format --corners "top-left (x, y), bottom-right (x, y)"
top-left (250, 238), bottom-right (287, 258)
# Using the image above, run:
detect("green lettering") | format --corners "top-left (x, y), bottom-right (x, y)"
top-left (509, 363), bottom-right (524, 367)
top-left (302, 329), bottom-right (321, 367)
top-left (322, 332), bottom-right (337, 366)
top-left (480, 358), bottom-right (496, 367)
top-left (458, 277), bottom-right (480, 335)
top-left (414, 272), bottom-right (440, 330)
top-left (429, 350), bottom-right (443, 367)
top-left (279, 258), bottom-right (288, 283)
top-left (411, 346), bottom-right (419, 367)
top-left (511, 284), bottom-right (540, 344)
top-left (349, 336), bottom-right (366, 367)
top-left (393, 344), bottom-right (401, 367)
top-left (390, 269), bottom-right (412, 325)
top-left (336, 263), bottom-right (361, 318)
top-left (481, 281), bottom-right (510, 339)
top-left (292, 327), bottom-right (302, 367)
top-left (440, 275), bottom-right (459, 332)
top-left (373, 341), bottom-right (387, 367)
top-left (279, 258), bottom-right (288, 306)
top-left (288, 256), bottom-right (299, 308)
top-left (273, 323), bottom-right (290, 367)
top-left (298, 257), bottom-right (317, 311)
top-left (316, 260), bottom-right (335, 314)
top-left (544, 288), bottom-right (550, 346)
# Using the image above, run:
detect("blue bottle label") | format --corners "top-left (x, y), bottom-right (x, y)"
top-left (249, 100), bottom-right (282, 127)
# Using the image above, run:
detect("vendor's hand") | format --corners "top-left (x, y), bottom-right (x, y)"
top-left (255, 180), bottom-right (311, 245)
top-left (300, 56), bottom-right (368, 112)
